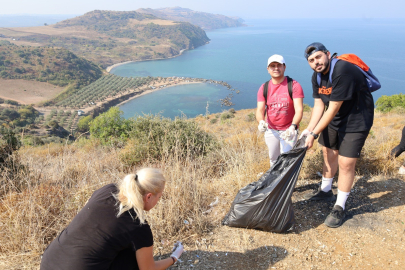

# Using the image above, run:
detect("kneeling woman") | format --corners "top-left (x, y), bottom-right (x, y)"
top-left (41, 168), bottom-right (183, 270)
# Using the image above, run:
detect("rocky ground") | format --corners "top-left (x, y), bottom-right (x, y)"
top-left (161, 174), bottom-right (405, 270)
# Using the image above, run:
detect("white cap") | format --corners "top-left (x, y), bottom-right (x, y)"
top-left (267, 54), bottom-right (285, 67)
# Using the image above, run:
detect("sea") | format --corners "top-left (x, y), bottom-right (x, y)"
top-left (111, 19), bottom-right (405, 119)
top-left (2, 17), bottom-right (405, 119)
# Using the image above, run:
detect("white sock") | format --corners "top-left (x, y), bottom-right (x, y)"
top-left (335, 189), bottom-right (350, 210)
top-left (320, 177), bottom-right (333, 192)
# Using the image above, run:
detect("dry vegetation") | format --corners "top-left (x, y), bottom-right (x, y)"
top-left (0, 78), bottom-right (64, 105)
top-left (0, 10), bottom-right (210, 68)
top-left (0, 109), bottom-right (404, 269)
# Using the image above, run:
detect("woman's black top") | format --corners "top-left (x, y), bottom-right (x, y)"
top-left (40, 184), bottom-right (153, 270)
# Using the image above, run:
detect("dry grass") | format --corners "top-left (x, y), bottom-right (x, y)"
top-left (0, 78), bottom-right (64, 105)
top-left (0, 109), bottom-right (404, 269)
top-left (0, 26), bottom-right (107, 40)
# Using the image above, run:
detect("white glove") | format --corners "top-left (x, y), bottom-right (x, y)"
top-left (281, 125), bottom-right (297, 141)
top-left (170, 241), bottom-right (184, 262)
top-left (299, 129), bottom-right (311, 140)
top-left (258, 120), bottom-right (268, 132)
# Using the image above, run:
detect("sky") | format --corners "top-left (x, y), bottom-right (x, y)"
top-left (0, 0), bottom-right (403, 19)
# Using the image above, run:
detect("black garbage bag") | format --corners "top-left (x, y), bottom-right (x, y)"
top-left (222, 138), bottom-right (307, 233)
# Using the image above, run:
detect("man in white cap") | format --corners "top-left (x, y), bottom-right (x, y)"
top-left (256, 54), bottom-right (304, 167)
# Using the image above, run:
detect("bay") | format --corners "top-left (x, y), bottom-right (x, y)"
top-left (119, 83), bottom-right (227, 118)
top-left (111, 19), bottom-right (405, 119)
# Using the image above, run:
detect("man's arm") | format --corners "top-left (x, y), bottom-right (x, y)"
top-left (256, 101), bottom-right (266, 123)
top-left (306, 98), bottom-right (325, 131)
top-left (291, 98), bottom-right (303, 126)
top-left (305, 100), bottom-right (343, 148)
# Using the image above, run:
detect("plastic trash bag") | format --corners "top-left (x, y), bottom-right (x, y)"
top-left (222, 138), bottom-right (307, 233)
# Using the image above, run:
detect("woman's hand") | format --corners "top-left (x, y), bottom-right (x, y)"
top-left (170, 241), bottom-right (184, 262)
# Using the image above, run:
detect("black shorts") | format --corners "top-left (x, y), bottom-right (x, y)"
top-left (318, 126), bottom-right (369, 158)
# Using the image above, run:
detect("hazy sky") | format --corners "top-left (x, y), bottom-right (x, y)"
top-left (0, 0), bottom-right (403, 19)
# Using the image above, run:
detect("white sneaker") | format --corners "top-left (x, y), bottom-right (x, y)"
top-left (398, 166), bottom-right (405, 175)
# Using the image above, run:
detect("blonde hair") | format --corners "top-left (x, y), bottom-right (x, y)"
top-left (116, 168), bottom-right (166, 224)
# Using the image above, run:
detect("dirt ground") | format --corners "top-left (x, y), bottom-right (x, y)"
top-left (0, 78), bottom-right (64, 105)
top-left (162, 174), bottom-right (405, 270)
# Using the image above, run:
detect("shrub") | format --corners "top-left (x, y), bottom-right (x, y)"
top-left (77, 115), bottom-right (93, 133)
top-left (210, 118), bottom-right (218, 124)
top-left (0, 129), bottom-right (22, 186)
top-left (303, 103), bottom-right (312, 112)
top-left (4, 100), bottom-right (19, 106)
top-left (89, 107), bottom-right (132, 144)
top-left (245, 112), bottom-right (255, 122)
top-left (376, 93), bottom-right (405, 112)
top-left (221, 111), bottom-right (234, 121)
top-left (119, 115), bottom-right (217, 166)
top-left (390, 106), bottom-right (405, 115)
top-left (48, 120), bottom-right (59, 129)
top-left (1, 108), bottom-right (20, 121)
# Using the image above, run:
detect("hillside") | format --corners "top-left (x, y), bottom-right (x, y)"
top-left (136, 7), bottom-right (245, 30)
top-left (0, 108), bottom-right (404, 269)
top-left (0, 10), bottom-right (210, 68)
top-left (0, 40), bottom-right (102, 87)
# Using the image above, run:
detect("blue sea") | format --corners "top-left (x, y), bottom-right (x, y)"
top-left (111, 19), bottom-right (405, 119)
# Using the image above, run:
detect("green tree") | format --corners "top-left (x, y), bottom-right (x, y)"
top-left (1, 109), bottom-right (20, 121)
top-left (48, 120), bottom-right (59, 129)
top-left (18, 106), bottom-right (39, 121)
top-left (77, 115), bottom-right (93, 133)
top-left (89, 107), bottom-right (132, 143)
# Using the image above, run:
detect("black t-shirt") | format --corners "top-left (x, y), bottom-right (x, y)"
top-left (312, 60), bottom-right (374, 132)
top-left (40, 184), bottom-right (153, 270)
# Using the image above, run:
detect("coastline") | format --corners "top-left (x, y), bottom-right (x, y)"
top-left (105, 48), bottom-right (189, 73)
top-left (115, 81), bottom-right (202, 107)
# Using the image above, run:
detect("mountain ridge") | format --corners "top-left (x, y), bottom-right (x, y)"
top-left (136, 7), bottom-right (245, 30)
top-left (0, 10), bottom-right (211, 68)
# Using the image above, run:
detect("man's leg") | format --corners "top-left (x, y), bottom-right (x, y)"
top-left (322, 146), bottom-right (339, 178)
top-left (304, 146), bottom-right (338, 200)
top-left (324, 130), bottom-right (368, 228)
top-left (336, 156), bottom-right (357, 193)
top-left (264, 129), bottom-right (281, 167)
top-left (324, 156), bottom-right (357, 228)
top-left (321, 146), bottom-right (339, 192)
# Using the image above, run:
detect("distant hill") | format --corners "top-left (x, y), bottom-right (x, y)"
top-left (0, 40), bottom-right (102, 87)
top-left (0, 10), bottom-right (210, 68)
top-left (136, 7), bottom-right (245, 30)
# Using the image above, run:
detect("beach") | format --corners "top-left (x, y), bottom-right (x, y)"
top-left (79, 79), bottom-right (203, 115)
top-left (114, 81), bottom-right (202, 107)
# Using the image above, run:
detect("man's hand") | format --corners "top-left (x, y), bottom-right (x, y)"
top-left (281, 125), bottom-right (297, 141)
top-left (304, 133), bottom-right (315, 149)
top-left (258, 120), bottom-right (268, 132)
top-left (299, 129), bottom-right (310, 140)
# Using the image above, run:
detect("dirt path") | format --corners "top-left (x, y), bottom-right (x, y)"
top-left (165, 174), bottom-right (405, 269)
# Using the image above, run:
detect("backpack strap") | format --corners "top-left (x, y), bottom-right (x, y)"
top-left (286, 76), bottom-right (293, 100)
top-left (263, 80), bottom-right (270, 105)
top-left (263, 76), bottom-right (293, 103)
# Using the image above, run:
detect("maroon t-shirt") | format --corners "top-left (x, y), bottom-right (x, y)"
top-left (40, 184), bottom-right (153, 270)
top-left (257, 77), bottom-right (305, 130)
